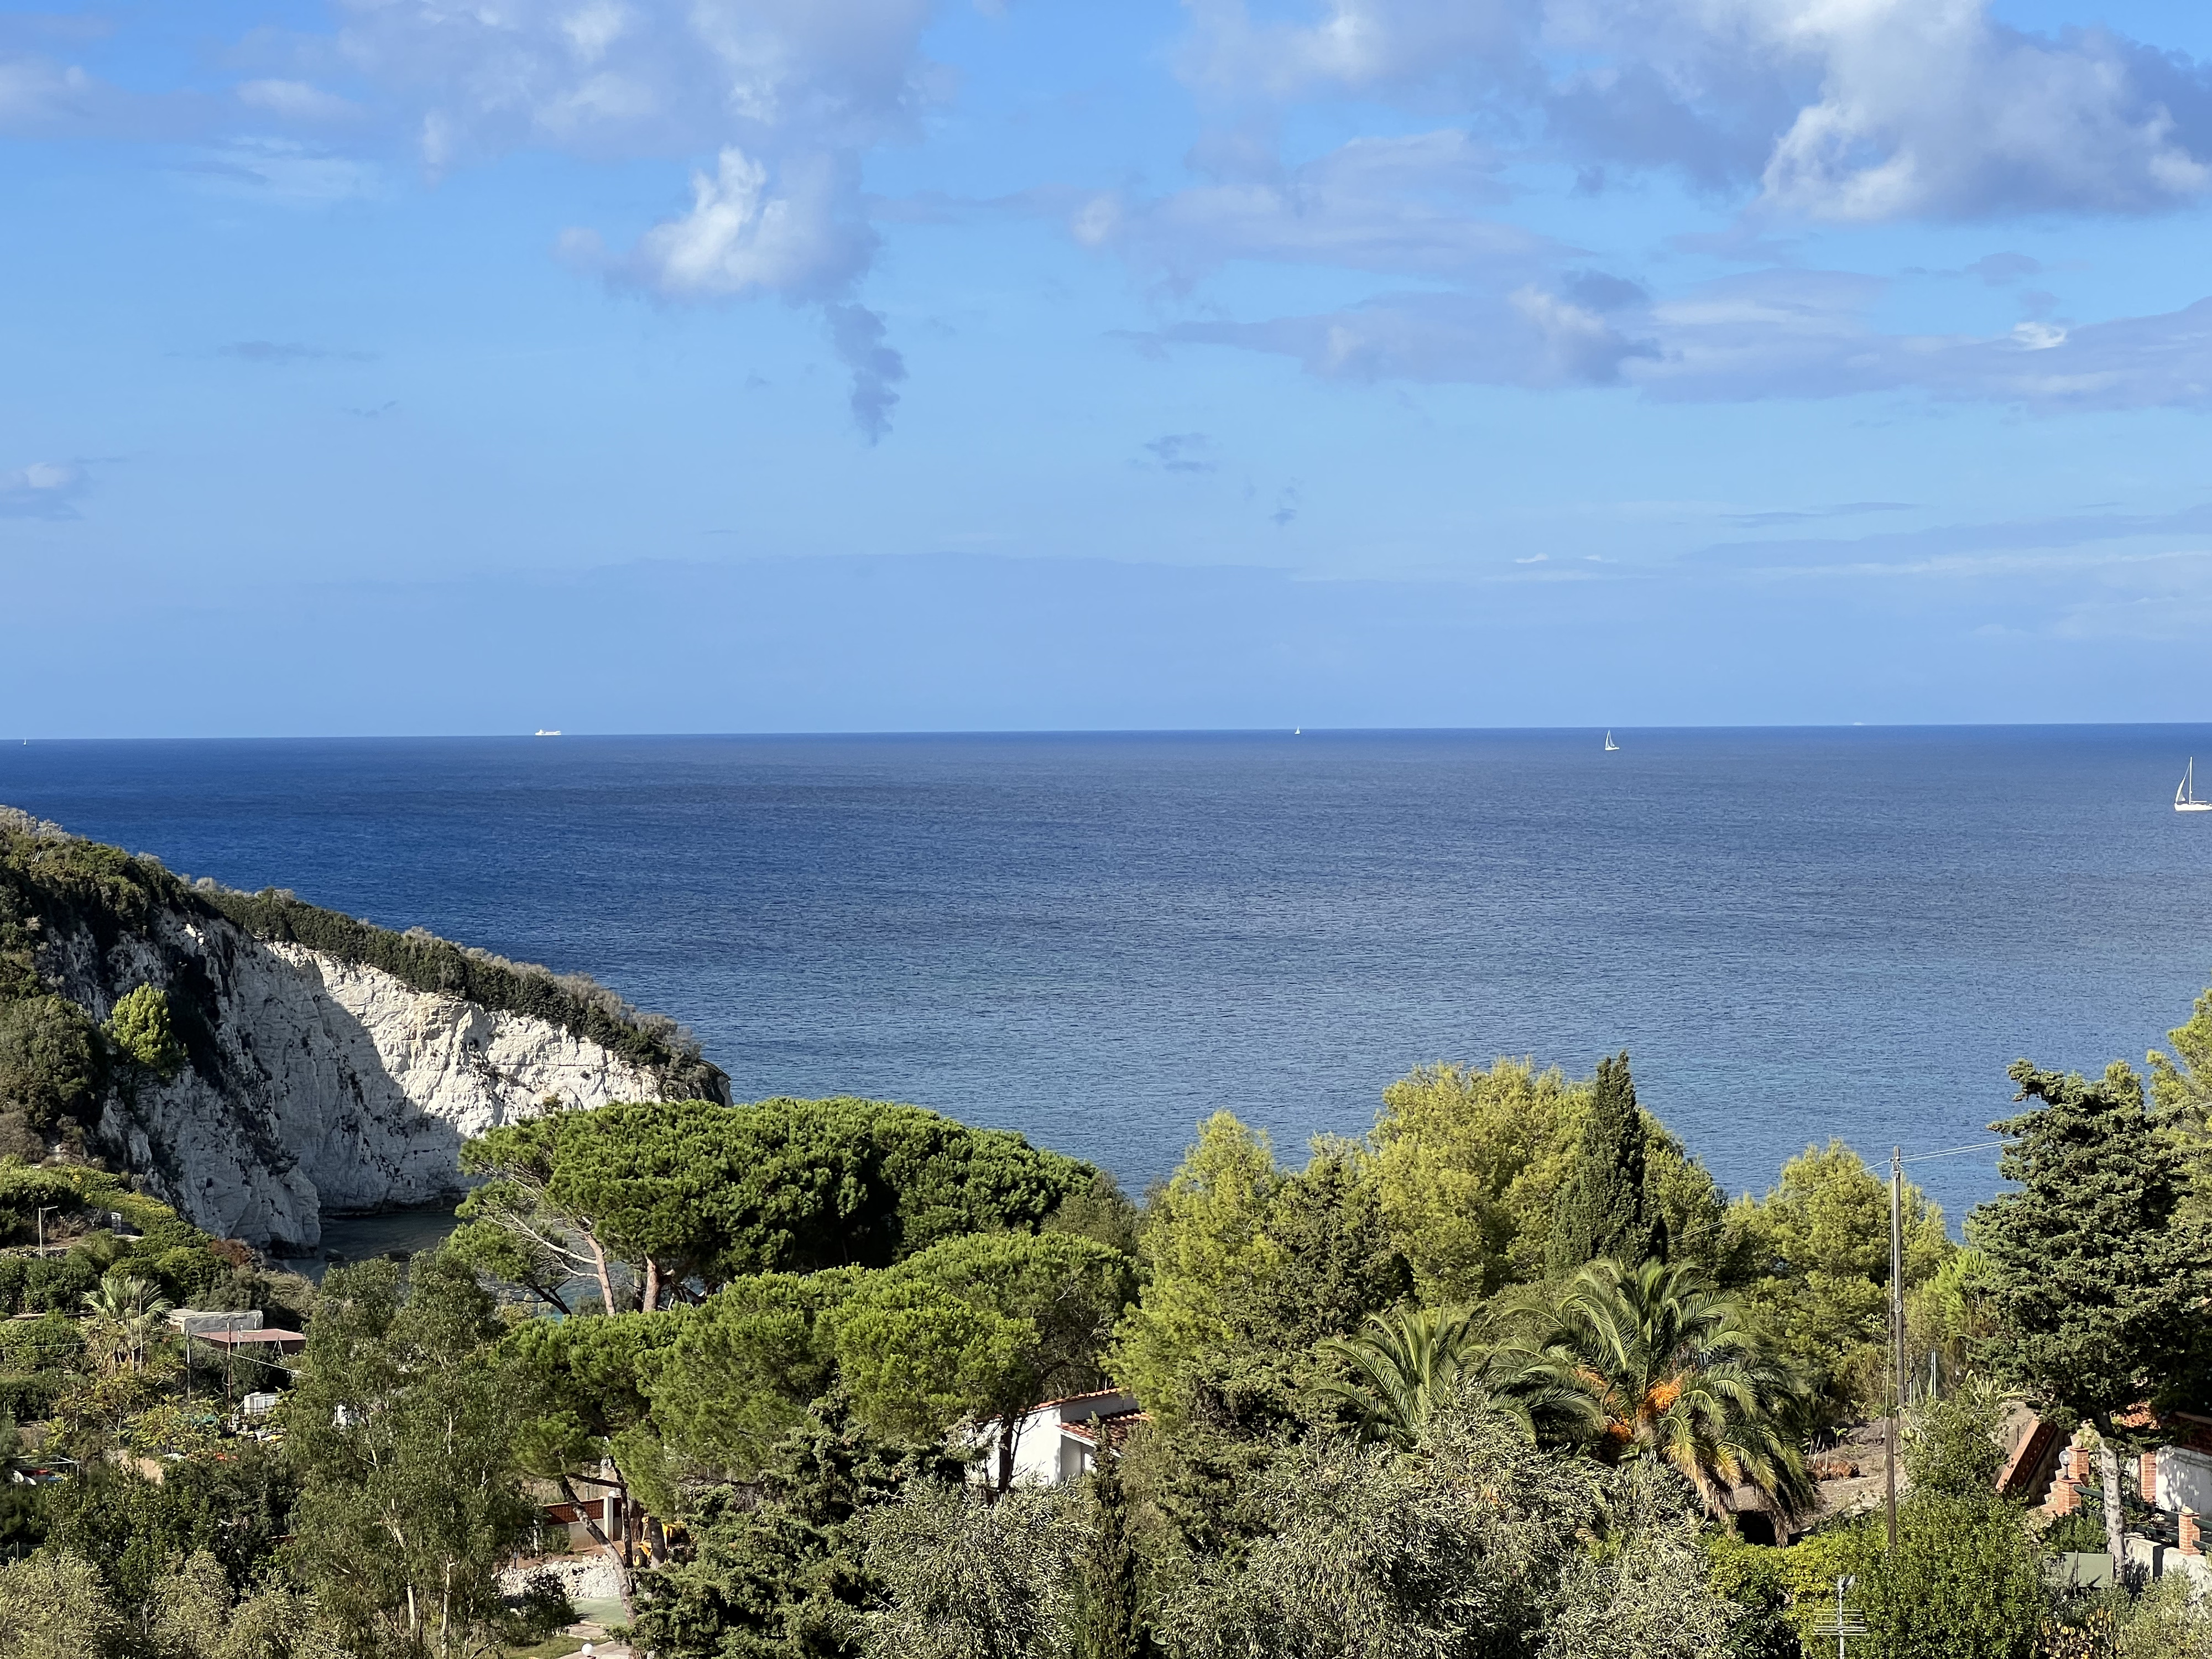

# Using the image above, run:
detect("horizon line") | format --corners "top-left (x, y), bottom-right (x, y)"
top-left (6, 720), bottom-right (2212, 743)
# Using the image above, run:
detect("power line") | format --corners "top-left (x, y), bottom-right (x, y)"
top-left (1899, 1140), bottom-right (2005, 1165)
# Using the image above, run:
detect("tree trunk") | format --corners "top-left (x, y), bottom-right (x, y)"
top-left (642, 1257), bottom-right (660, 1314)
top-left (559, 1474), bottom-right (618, 1557)
top-left (997, 1415), bottom-right (1018, 1494)
top-left (586, 1232), bottom-right (618, 1314)
top-left (2101, 1441), bottom-right (2127, 1570)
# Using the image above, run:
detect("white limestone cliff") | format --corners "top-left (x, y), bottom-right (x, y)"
top-left (42, 905), bottom-right (673, 1250)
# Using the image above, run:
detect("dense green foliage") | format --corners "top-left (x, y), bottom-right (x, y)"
top-left (1730, 1139), bottom-right (1955, 1416)
top-left (1978, 1056), bottom-right (2212, 1566)
top-left (0, 996), bottom-right (102, 1142)
top-left (104, 985), bottom-right (184, 1082)
top-left (1498, 1258), bottom-right (1814, 1522)
top-left (7, 982), bottom-right (2212, 1659)
top-left (1368, 1060), bottom-right (1589, 1301)
top-left (285, 1255), bottom-right (543, 1657)
top-left (631, 1396), bottom-right (968, 1659)
top-left (1321, 1303), bottom-right (1482, 1447)
top-left (1547, 1053), bottom-right (1666, 1274)
top-left (453, 1095), bottom-right (1103, 1313)
top-left (1110, 1120), bottom-right (1408, 1432)
top-left (1980, 1060), bottom-right (2212, 1422)
top-left (829, 1231), bottom-right (1133, 1483)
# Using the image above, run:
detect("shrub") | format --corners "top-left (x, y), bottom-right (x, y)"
top-left (0, 997), bottom-right (102, 1130)
top-left (105, 985), bottom-right (184, 1081)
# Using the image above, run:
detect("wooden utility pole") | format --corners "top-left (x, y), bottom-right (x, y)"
top-left (1886, 1145), bottom-right (1905, 1551)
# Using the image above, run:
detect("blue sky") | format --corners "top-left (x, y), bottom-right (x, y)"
top-left (5, 0), bottom-right (2212, 734)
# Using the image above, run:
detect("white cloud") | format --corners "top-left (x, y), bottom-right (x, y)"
top-left (319, 1), bottom-right (938, 437)
top-left (331, 0), bottom-right (937, 165)
top-left (0, 54), bottom-right (93, 125)
top-left (621, 147), bottom-right (871, 300)
top-left (1632, 274), bottom-right (2212, 408)
top-left (1177, 0), bottom-right (1531, 102)
top-left (0, 461), bottom-right (85, 519)
top-left (236, 79), bottom-right (362, 123)
top-left (1175, 0), bottom-right (2212, 222)
top-left (1749, 2), bottom-right (2212, 220)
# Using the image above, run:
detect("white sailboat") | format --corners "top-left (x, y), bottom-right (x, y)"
top-left (1604, 731), bottom-right (1619, 752)
top-left (2179, 759), bottom-right (2211, 813)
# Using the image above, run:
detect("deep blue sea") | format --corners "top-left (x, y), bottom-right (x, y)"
top-left (3, 728), bottom-right (2209, 1225)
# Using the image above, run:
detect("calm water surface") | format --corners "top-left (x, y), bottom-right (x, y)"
top-left (4, 728), bottom-right (2209, 1223)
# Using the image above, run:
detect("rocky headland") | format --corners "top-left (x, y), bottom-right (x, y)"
top-left (0, 804), bottom-right (727, 1249)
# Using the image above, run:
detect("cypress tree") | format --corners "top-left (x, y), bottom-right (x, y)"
top-left (1976, 1058), bottom-right (2212, 1568)
top-left (1547, 1053), bottom-right (1667, 1275)
top-left (1068, 1444), bottom-right (1149, 1659)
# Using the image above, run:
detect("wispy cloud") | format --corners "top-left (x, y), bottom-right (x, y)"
top-left (1139, 433), bottom-right (1218, 474)
top-left (179, 139), bottom-right (385, 205)
top-left (1147, 270), bottom-right (2212, 413)
top-left (1074, 129), bottom-right (1537, 288)
top-left (1688, 500), bottom-right (2212, 568)
top-left (1156, 284), bottom-right (1660, 389)
top-left (0, 460), bottom-right (86, 520)
top-left (220, 341), bottom-right (375, 366)
top-left (1723, 502), bottom-right (1916, 529)
top-left (236, 79), bottom-right (361, 124)
top-left (6, 2), bottom-right (946, 442)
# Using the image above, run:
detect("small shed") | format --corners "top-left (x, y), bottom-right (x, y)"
top-left (169, 1309), bottom-right (264, 1339)
top-left (192, 1328), bottom-right (306, 1357)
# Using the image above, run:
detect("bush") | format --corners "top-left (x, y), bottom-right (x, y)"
top-left (0, 1486), bottom-right (48, 1563)
top-left (1847, 1492), bottom-right (2046, 1659)
top-left (0, 1376), bottom-right (65, 1422)
top-left (499, 1568), bottom-right (577, 1646)
top-left (0, 998), bottom-right (102, 1131)
top-left (0, 1312), bottom-right (81, 1369)
top-left (105, 985), bottom-right (183, 1081)
top-left (20, 1256), bottom-right (97, 1316)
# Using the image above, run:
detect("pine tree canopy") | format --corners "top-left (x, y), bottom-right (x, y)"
top-left (1547, 1053), bottom-right (1667, 1276)
top-left (1975, 1058), bottom-right (2212, 1428)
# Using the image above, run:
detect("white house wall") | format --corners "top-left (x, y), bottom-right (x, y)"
top-left (2154, 1447), bottom-right (2212, 1515)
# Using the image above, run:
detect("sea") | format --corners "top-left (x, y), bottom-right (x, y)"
top-left (3, 727), bottom-right (2209, 1233)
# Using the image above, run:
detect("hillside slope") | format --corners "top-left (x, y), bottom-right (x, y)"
top-left (0, 805), bottom-right (728, 1248)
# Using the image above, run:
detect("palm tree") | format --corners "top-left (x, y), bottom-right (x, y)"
top-left (81, 1271), bottom-right (173, 1374)
top-left (1319, 1303), bottom-right (1479, 1447)
top-left (1499, 1257), bottom-right (1813, 1527)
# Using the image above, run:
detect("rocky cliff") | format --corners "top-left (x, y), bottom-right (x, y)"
top-left (0, 805), bottom-right (728, 1249)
